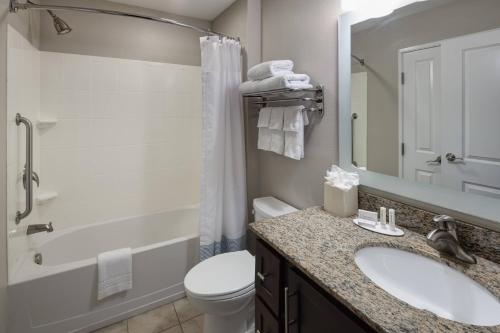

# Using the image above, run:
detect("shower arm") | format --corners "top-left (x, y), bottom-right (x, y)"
top-left (9, 0), bottom-right (238, 40)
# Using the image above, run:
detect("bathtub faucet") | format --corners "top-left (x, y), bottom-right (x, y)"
top-left (27, 222), bottom-right (54, 235)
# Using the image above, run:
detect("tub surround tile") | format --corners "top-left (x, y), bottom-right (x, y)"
top-left (173, 297), bottom-right (203, 323)
top-left (358, 190), bottom-right (500, 264)
top-left (250, 207), bottom-right (500, 333)
top-left (127, 303), bottom-right (179, 333)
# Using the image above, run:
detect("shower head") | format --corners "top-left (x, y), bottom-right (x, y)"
top-left (47, 10), bottom-right (72, 35)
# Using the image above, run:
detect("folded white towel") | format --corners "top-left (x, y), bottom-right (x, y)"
top-left (269, 108), bottom-right (284, 130)
top-left (257, 107), bottom-right (273, 128)
top-left (258, 128), bottom-right (272, 151)
top-left (248, 60), bottom-right (294, 81)
top-left (97, 248), bottom-right (132, 301)
top-left (284, 107), bottom-right (306, 160)
top-left (283, 106), bottom-right (306, 132)
top-left (269, 130), bottom-right (285, 155)
top-left (239, 74), bottom-right (313, 94)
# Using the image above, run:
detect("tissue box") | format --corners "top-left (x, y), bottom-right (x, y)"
top-left (323, 182), bottom-right (358, 217)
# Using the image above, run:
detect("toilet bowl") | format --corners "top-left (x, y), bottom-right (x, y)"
top-left (184, 250), bottom-right (255, 333)
top-left (184, 197), bottom-right (297, 333)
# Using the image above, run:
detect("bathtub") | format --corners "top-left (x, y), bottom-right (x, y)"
top-left (8, 207), bottom-right (200, 333)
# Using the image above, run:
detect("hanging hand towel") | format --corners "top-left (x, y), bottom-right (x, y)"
top-left (97, 248), bottom-right (132, 301)
top-left (239, 74), bottom-right (313, 94)
top-left (257, 107), bottom-right (273, 128)
top-left (284, 107), bottom-right (306, 160)
top-left (269, 130), bottom-right (285, 155)
top-left (269, 107), bottom-right (284, 130)
top-left (258, 128), bottom-right (272, 151)
top-left (247, 60), bottom-right (294, 81)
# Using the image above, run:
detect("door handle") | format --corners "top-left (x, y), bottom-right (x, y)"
top-left (426, 156), bottom-right (441, 165)
top-left (445, 153), bottom-right (464, 163)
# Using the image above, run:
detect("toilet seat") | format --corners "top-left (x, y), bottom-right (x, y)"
top-left (184, 251), bottom-right (255, 301)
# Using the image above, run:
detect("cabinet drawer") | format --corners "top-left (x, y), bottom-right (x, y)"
top-left (255, 239), bottom-right (281, 315)
top-left (256, 296), bottom-right (279, 333)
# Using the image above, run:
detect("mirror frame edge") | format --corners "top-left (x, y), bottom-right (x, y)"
top-left (338, 10), bottom-right (500, 232)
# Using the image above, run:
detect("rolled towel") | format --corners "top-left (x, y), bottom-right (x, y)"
top-left (239, 74), bottom-right (313, 94)
top-left (257, 107), bottom-right (272, 128)
top-left (97, 248), bottom-right (132, 301)
top-left (248, 60), bottom-right (294, 81)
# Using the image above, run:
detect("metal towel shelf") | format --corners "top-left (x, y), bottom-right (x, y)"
top-left (242, 85), bottom-right (324, 118)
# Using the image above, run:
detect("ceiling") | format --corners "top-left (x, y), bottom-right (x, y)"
top-left (109, 0), bottom-right (238, 20)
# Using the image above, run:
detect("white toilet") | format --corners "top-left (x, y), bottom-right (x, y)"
top-left (184, 196), bottom-right (297, 333)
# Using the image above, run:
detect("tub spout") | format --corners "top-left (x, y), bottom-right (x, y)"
top-left (27, 222), bottom-right (54, 235)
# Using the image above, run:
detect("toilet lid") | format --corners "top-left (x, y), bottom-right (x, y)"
top-left (184, 251), bottom-right (255, 300)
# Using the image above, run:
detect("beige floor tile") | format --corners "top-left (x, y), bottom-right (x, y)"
top-left (161, 325), bottom-right (183, 333)
top-left (92, 320), bottom-right (127, 333)
top-left (193, 315), bottom-right (204, 329)
top-left (128, 303), bottom-right (179, 333)
top-left (173, 297), bottom-right (203, 323)
top-left (181, 318), bottom-right (203, 333)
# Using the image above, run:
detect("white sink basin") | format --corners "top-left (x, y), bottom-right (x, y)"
top-left (354, 247), bottom-right (500, 327)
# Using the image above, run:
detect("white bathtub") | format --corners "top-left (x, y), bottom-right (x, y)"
top-left (8, 207), bottom-right (200, 333)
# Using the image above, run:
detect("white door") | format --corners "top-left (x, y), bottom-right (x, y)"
top-left (351, 72), bottom-right (367, 168)
top-left (441, 28), bottom-right (500, 199)
top-left (401, 46), bottom-right (441, 185)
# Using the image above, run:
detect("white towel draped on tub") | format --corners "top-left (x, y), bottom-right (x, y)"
top-left (239, 74), bottom-right (313, 94)
top-left (97, 248), bottom-right (132, 300)
top-left (247, 60), bottom-right (294, 81)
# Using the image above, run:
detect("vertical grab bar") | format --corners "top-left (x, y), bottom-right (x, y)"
top-left (15, 113), bottom-right (34, 224)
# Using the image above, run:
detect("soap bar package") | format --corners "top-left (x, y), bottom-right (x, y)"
top-left (323, 182), bottom-right (358, 217)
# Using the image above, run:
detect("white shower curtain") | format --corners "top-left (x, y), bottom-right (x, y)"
top-left (199, 36), bottom-right (247, 261)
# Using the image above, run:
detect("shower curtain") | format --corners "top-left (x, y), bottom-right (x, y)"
top-left (199, 36), bottom-right (247, 261)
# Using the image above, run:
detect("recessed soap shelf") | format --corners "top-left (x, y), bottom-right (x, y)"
top-left (353, 218), bottom-right (405, 237)
top-left (36, 119), bottom-right (58, 129)
top-left (36, 191), bottom-right (58, 205)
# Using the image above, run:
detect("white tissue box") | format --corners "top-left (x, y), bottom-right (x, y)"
top-left (323, 182), bottom-right (358, 217)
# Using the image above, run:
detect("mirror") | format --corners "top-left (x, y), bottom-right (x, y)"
top-left (350, 0), bottom-right (500, 200)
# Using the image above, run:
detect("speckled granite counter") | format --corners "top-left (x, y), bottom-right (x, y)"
top-left (249, 207), bottom-right (500, 333)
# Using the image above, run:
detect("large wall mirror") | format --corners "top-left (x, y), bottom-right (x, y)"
top-left (339, 0), bottom-right (500, 230)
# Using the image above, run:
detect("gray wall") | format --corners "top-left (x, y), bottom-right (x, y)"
top-left (0, 2), bottom-right (40, 331)
top-left (352, 0), bottom-right (500, 176)
top-left (258, 0), bottom-right (341, 209)
top-left (40, 0), bottom-right (211, 65)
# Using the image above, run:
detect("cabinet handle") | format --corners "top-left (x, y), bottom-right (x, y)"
top-left (284, 287), bottom-right (289, 333)
top-left (257, 272), bottom-right (266, 282)
top-left (256, 330), bottom-right (261, 333)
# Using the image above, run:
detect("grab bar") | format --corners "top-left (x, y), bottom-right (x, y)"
top-left (15, 113), bottom-right (37, 224)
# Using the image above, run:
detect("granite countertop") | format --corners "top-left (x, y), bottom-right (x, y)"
top-left (249, 207), bottom-right (500, 333)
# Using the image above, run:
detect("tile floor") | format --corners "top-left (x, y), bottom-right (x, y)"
top-left (93, 297), bottom-right (203, 333)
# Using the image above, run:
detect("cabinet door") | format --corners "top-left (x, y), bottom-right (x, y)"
top-left (255, 240), bottom-right (281, 315)
top-left (287, 268), bottom-right (375, 333)
top-left (255, 296), bottom-right (280, 333)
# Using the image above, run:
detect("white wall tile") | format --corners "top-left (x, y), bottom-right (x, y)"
top-left (37, 52), bottom-right (202, 234)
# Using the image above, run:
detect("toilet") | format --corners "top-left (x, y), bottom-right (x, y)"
top-left (184, 196), bottom-right (297, 333)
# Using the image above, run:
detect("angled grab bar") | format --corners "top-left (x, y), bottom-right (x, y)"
top-left (15, 113), bottom-right (36, 224)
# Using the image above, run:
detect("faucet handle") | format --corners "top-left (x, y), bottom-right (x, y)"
top-left (433, 215), bottom-right (457, 238)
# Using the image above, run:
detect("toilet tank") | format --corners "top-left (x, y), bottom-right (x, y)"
top-left (253, 197), bottom-right (298, 221)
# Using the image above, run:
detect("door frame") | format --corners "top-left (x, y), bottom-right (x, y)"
top-left (398, 42), bottom-right (441, 178)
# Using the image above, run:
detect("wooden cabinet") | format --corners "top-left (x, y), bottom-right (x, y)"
top-left (255, 239), bottom-right (376, 333)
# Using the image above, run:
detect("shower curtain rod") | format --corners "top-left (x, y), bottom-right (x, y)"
top-left (9, 0), bottom-right (239, 40)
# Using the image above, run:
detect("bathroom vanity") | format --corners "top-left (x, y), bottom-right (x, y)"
top-left (250, 208), bottom-right (500, 333)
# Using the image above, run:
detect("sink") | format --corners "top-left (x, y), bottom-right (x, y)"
top-left (354, 247), bottom-right (500, 326)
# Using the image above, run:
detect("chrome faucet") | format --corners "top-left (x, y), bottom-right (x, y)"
top-left (426, 215), bottom-right (476, 264)
top-left (27, 222), bottom-right (54, 235)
